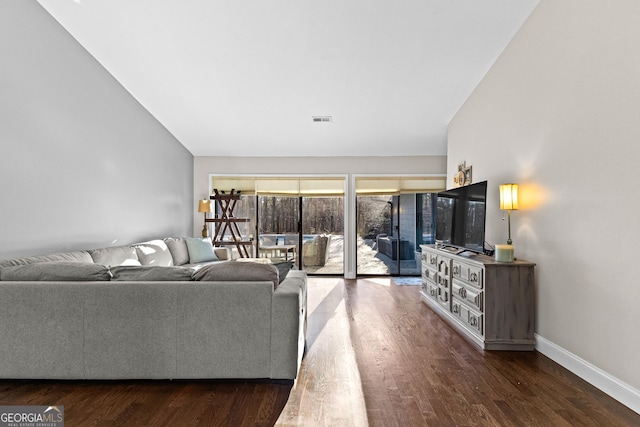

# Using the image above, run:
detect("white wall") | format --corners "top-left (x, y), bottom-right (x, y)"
top-left (0, 1), bottom-right (193, 259)
top-left (194, 156), bottom-right (446, 277)
top-left (448, 0), bottom-right (640, 410)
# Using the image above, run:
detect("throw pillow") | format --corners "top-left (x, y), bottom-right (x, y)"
top-left (89, 245), bottom-right (141, 266)
top-left (110, 265), bottom-right (194, 281)
top-left (164, 237), bottom-right (190, 266)
top-left (192, 262), bottom-right (279, 288)
top-left (0, 262), bottom-right (111, 281)
top-left (133, 240), bottom-right (174, 267)
top-left (272, 261), bottom-right (294, 284)
top-left (185, 237), bottom-right (218, 263)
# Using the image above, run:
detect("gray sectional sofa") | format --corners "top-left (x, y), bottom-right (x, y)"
top-left (0, 237), bottom-right (307, 380)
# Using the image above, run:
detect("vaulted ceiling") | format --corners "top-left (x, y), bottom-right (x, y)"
top-left (37, 0), bottom-right (538, 157)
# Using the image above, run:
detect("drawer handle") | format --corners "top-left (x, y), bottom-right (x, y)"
top-left (469, 270), bottom-right (478, 282)
top-left (470, 316), bottom-right (478, 327)
top-left (453, 265), bottom-right (460, 275)
top-left (452, 304), bottom-right (459, 314)
top-left (459, 288), bottom-right (467, 298)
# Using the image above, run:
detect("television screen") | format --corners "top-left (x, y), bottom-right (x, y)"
top-left (435, 181), bottom-right (487, 254)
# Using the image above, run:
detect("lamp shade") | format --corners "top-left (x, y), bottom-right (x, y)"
top-left (197, 199), bottom-right (212, 213)
top-left (499, 184), bottom-right (519, 211)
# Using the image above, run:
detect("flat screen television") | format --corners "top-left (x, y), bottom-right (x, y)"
top-left (435, 181), bottom-right (487, 254)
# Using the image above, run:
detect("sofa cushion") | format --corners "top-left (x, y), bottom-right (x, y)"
top-left (185, 237), bottom-right (218, 263)
top-left (0, 262), bottom-right (111, 281)
top-left (110, 265), bottom-right (194, 281)
top-left (133, 240), bottom-right (174, 267)
top-left (89, 246), bottom-right (141, 266)
top-left (164, 237), bottom-right (190, 266)
top-left (272, 261), bottom-right (294, 284)
top-left (0, 250), bottom-right (93, 269)
top-left (192, 262), bottom-right (279, 288)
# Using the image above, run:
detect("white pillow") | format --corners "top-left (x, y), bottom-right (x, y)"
top-left (134, 240), bottom-right (174, 266)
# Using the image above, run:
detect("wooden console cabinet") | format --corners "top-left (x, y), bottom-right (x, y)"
top-left (420, 245), bottom-right (535, 351)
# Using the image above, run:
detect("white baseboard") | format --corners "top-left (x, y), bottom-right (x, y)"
top-left (535, 334), bottom-right (640, 415)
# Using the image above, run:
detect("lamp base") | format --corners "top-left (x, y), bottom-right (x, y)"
top-left (201, 224), bottom-right (209, 238)
top-left (495, 244), bottom-right (514, 262)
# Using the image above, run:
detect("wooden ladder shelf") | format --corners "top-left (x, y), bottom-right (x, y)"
top-left (206, 189), bottom-right (253, 258)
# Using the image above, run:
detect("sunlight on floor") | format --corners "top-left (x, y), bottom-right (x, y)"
top-left (358, 277), bottom-right (391, 287)
top-left (275, 278), bottom-right (369, 427)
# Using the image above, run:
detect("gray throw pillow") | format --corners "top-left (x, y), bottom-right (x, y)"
top-left (164, 237), bottom-right (190, 266)
top-left (0, 262), bottom-right (111, 281)
top-left (110, 265), bottom-right (194, 281)
top-left (192, 262), bottom-right (279, 288)
top-left (272, 261), bottom-right (294, 284)
top-left (185, 237), bottom-right (218, 263)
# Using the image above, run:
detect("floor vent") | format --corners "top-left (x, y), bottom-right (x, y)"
top-left (312, 116), bottom-right (332, 123)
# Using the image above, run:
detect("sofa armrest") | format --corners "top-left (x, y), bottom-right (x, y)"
top-left (213, 247), bottom-right (231, 260)
top-left (270, 271), bottom-right (307, 379)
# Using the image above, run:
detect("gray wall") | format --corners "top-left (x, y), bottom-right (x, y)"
top-left (0, 1), bottom-right (193, 259)
top-left (448, 0), bottom-right (640, 410)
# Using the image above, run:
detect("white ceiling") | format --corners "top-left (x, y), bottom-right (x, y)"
top-left (37, 0), bottom-right (538, 157)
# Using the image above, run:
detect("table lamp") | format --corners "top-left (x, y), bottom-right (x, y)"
top-left (496, 184), bottom-right (519, 262)
top-left (198, 199), bottom-right (212, 238)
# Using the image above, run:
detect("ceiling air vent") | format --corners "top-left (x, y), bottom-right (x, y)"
top-left (312, 116), bottom-right (332, 123)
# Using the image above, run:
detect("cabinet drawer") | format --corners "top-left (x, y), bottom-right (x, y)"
top-left (452, 298), bottom-right (483, 336)
top-left (423, 266), bottom-right (437, 285)
top-left (452, 261), bottom-right (483, 289)
top-left (423, 252), bottom-right (438, 268)
top-left (425, 282), bottom-right (438, 300)
top-left (452, 280), bottom-right (483, 311)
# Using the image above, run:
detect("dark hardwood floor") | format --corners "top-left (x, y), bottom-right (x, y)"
top-left (0, 277), bottom-right (638, 426)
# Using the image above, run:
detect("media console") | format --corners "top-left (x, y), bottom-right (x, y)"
top-left (420, 245), bottom-right (535, 351)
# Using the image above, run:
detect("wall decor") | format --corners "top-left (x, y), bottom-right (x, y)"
top-left (453, 161), bottom-right (472, 187)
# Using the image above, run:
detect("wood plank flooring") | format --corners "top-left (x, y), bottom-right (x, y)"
top-left (0, 277), bottom-right (638, 426)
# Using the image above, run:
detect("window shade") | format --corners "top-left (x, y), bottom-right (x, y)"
top-left (210, 177), bottom-right (345, 197)
top-left (355, 176), bottom-right (446, 195)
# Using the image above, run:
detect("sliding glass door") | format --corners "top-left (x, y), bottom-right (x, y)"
top-left (209, 175), bottom-right (444, 277)
top-left (355, 195), bottom-right (394, 275)
top-left (301, 196), bottom-right (343, 275)
top-left (356, 192), bottom-right (437, 276)
top-left (257, 196), bottom-right (300, 265)
top-left (256, 195), bottom-right (344, 275)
